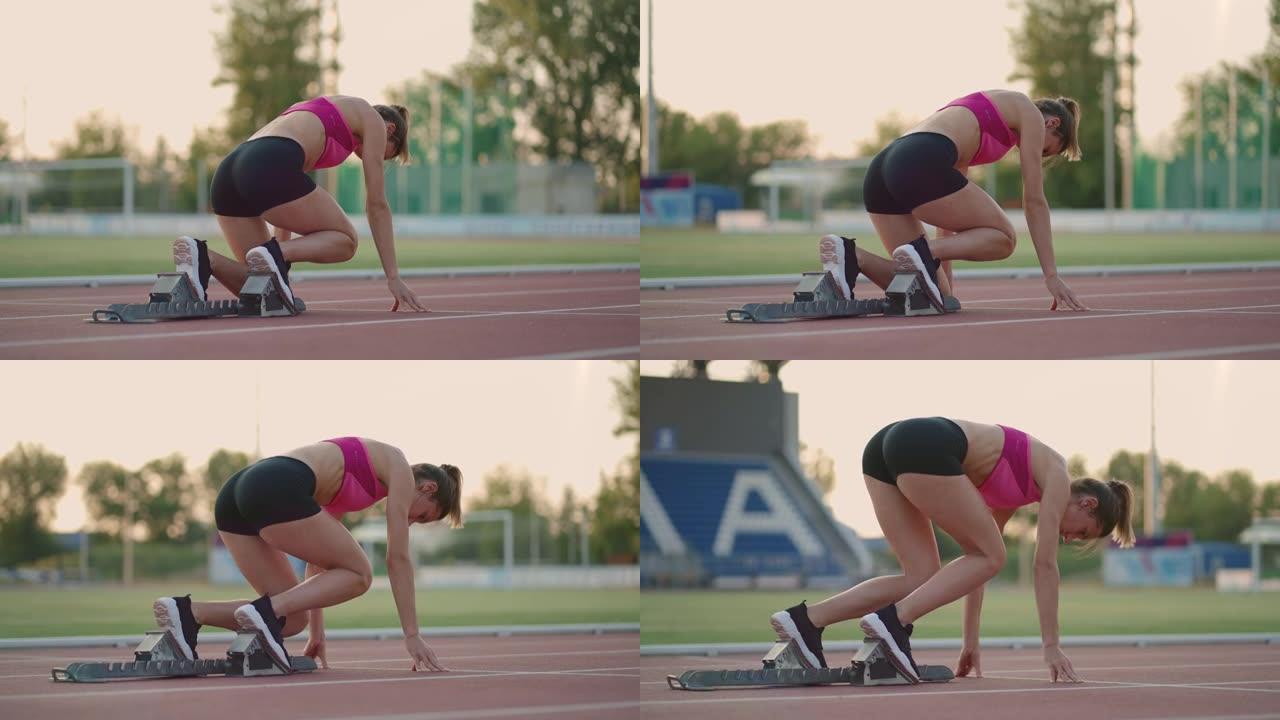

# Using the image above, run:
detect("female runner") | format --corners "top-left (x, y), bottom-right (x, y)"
top-left (818, 90), bottom-right (1089, 312)
top-left (174, 95), bottom-right (428, 312)
top-left (771, 417), bottom-right (1134, 683)
top-left (153, 436), bottom-right (462, 672)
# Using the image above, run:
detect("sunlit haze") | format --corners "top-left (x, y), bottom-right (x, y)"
top-left (0, 0), bottom-right (474, 158)
top-left (640, 361), bottom-right (1279, 538)
top-left (642, 0), bottom-right (1270, 157)
top-left (2, 361), bottom-right (635, 532)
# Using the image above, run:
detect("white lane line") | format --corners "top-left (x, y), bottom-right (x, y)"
top-left (516, 346), bottom-right (640, 359)
top-left (640, 679), bottom-right (1273, 708)
top-left (326, 701), bottom-right (642, 720)
top-left (1100, 342), bottom-right (1280, 359)
top-left (0, 313), bottom-right (97, 321)
top-left (0, 304), bottom-right (638, 350)
top-left (641, 302), bottom-right (1280, 346)
top-left (643, 304), bottom-right (1280, 322)
top-left (0, 664), bottom-right (640, 701)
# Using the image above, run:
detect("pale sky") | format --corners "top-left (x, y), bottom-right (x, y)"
top-left (1, 361), bottom-right (635, 532)
top-left (0, 0), bottom-right (474, 159)
top-left (642, 0), bottom-right (1271, 158)
top-left (640, 360), bottom-right (1280, 537)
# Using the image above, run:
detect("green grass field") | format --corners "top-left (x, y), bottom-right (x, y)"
top-left (0, 584), bottom-right (637, 637)
top-left (640, 228), bottom-right (1280, 278)
top-left (0, 235), bottom-right (638, 278)
top-left (640, 586), bottom-right (1280, 644)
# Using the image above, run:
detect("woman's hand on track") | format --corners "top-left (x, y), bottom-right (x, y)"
top-left (1043, 645), bottom-right (1082, 683)
top-left (388, 277), bottom-right (429, 312)
top-left (303, 632), bottom-right (328, 670)
top-left (955, 646), bottom-right (982, 678)
top-left (404, 635), bottom-right (448, 672)
top-left (1046, 275), bottom-right (1088, 311)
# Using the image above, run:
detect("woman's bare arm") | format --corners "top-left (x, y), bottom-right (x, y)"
top-left (1032, 453), bottom-right (1070, 649)
top-left (381, 447), bottom-right (420, 637)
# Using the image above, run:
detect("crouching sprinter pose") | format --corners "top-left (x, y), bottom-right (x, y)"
top-left (174, 94), bottom-right (428, 312)
top-left (818, 89), bottom-right (1088, 312)
top-left (154, 437), bottom-right (461, 672)
top-left (771, 417), bottom-right (1133, 683)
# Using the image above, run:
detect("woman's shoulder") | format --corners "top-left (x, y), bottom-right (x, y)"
top-left (328, 96), bottom-right (375, 124)
top-left (358, 439), bottom-right (405, 479)
top-left (985, 90), bottom-right (1038, 126)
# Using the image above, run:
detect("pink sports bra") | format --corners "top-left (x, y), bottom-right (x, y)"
top-left (280, 97), bottom-right (355, 169)
top-left (321, 437), bottom-right (387, 516)
top-left (939, 92), bottom-right (1016, 166)
top-left (977, 425), bottom-right (1041, 509)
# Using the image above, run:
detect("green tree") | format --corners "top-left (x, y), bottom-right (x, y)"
top-left (591, 361), bottom-right (639, 562)
top-left (801, 443), bottom-right (836, 499)
top-left (136, 454), bottom-right (202, 543)
top-left (467, 0), bottom-right (640, 211)
top-left (1008, 0), bottom-right (1116, 208)
top-left (611, 360), bottom-right (639, 437)
top-left (50, 111), bottom-right (131, 160)
top-left (0, 118), bottom-right (12, 161)
top-left (1146, 461), bottom-right (1257, 542)
top-left (136, 137), bottom-right (182, 212)
top-left (0, 444), bottom-right (67, 566)
top-left (554, 485), bottom-right (581, 563)
top-left (78, 460), bottom-right (135, 539)
top-left (212, 0), bottom-right (335, 143)
top-left (40, 112), bottom-right (133, 213)
top-left (469, 465), bottom-right (551, 563)
top-left (1066, 454), bottom-right (1090, 478)
top-left (592, 464), bottom-right (638, 562)
top-left (203, 449), bottom-right (254, 498)
top-left (657, 103), bottom-right (812, 208)
top-left (179, 125), bottom-right (238, 215)
top-left (1259, 481), bottom-right (1280, 518)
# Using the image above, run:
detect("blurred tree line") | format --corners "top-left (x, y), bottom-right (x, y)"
top-left (652, 0), bottom-right (1278, 212)
top-left (0, 361), bottom-right (639, 573)
top-left (647, 100), bottom-right (813, 210)
top-left (0, 0), bottom-right (638, 213)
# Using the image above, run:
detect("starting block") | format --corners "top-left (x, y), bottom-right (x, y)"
top-left (725, 271), bottom-right (959, 323)
top-left (666, 638), bottom-right (955, 691)
top-left (89, 272), bottom-right (305, 324)
top-left (884, 272), bottom-right (960, 317)
top-left (50, 629), bottom-right (317, 683)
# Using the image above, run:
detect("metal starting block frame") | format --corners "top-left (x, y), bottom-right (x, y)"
top-left (50, 629), bottom-right (317, 683)
top-left (666, 638), bottom-right (955, 691)
top-left (89, 272), bottom-right (306, 324)
top-left (725, 271), bottom-right (959, 323)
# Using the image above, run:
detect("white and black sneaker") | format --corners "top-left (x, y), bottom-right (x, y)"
top-left (891, 235), bottom-right (944, 311)
top-left (818, 235), bottom-right (854, 301)
top-left (245, 239), bottom-right (294, 306)
top-left (152, 594), bottom-right (202, 660)
top-left (172, 236), bottom-right (211, 302)
top-left (859, 604), bottom-right (919, 683)
top-left (769, 601), bottom-right (828, 669)
top-left (233, 595), bottom-right (290, 670)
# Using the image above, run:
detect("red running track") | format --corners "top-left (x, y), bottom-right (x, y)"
top-left (641, 642), bottom-right (1280, 720)
top-left (0, 632), bottom-right (639, 720)
top-left (0, 271), bottom-right (639, 359)
top-left (641, 270), bottom-right (1280, 359)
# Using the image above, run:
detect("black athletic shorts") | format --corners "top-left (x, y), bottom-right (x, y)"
top-left (214, 456), bottom-right (322, 535)
top-left (862, 417), bottom-right (969, 486)
top-left (210, 137), bottom-right (317, 217)
top-left (863, 132), bottom-right (969, 215)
